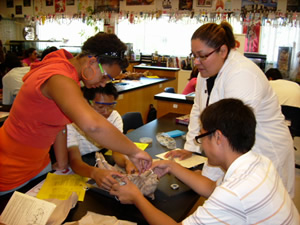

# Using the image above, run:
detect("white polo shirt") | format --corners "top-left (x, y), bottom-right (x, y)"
top-left (183, 151), bottom-right (299, 225)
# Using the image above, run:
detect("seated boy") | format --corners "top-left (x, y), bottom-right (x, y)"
top-left (110, 98), bottom-right (299, 224)
top-left (67, 83), bottom-right (136, 191)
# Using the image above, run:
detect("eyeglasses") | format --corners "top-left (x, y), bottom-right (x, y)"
top-left (88, 55), bottom-right (115, 81)
top-left (88, 56), bottom-right (115, 82)
top-left (98, 62), bottom-right (115, 82)
top-left (189, 46), bottom-right (220, 62)
top-left (194, 130), bottom-right (216, 144)
top-left (90, 100), bottom-right (117, 112)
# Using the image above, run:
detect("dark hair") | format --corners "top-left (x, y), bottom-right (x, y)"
top-left (24, 47), bottom-right (36, 58)
top-left (80, 32), bottom-right (128, 70)
top-left (82, 83), bottom-right (119, 101)
top-left (191, 22), bottom-right (236, 55)
top-left (41, 46), bottom-right (58, 60)
top-left (200, 98), bottom-right (256, 153)
top-left (265, 68), bottom-right (283, 80)
top-left (4, 52), bottom-right (22, 69)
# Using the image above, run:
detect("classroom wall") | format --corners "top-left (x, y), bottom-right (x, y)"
top-left (0, 0), bottom-right (288, 18)
top-left (0, 0), bottom-right (289, 50)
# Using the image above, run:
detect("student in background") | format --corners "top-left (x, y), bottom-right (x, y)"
top-left (111, 99), bottom-right (299, 225)
top-left (22, 47), bottom-right (39, 66)
top-left (182, 66), bottom-right (198, 95)
top-left (2, 47), bottom-right (58, 105)
top-left (165, 22), bottom-right (295, 198)
top-left (65, 83), bottom-right (137, 190)
top-left (265, 68), bottom-right (300, 108)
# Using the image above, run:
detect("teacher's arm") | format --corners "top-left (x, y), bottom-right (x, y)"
top-left (41, 75), bottom-right (152, 172)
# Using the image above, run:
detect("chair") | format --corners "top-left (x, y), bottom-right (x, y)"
top-left (164, 87), bottom-right (175, 93)
top-left (281, 105), bottom-right (300, 139)
top-left (122, 112), bottom-right (144, 134)
top-left (281, 105), bottom-right (300, 169)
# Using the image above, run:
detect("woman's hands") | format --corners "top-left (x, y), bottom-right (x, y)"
top-left (91, 167), bottom-right (124, 191)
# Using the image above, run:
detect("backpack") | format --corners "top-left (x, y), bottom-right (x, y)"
top-left (147, 104), bottom-right (157, 123)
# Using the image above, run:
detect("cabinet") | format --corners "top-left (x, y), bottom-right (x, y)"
top-left (133, 65), bottom-right (179, 92)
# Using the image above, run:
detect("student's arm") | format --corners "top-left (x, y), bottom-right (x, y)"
top-left (52, 128), bottom-right (69, 171)
top-left (41, 75), bottom-right (152, 172)
top-left (112, 152), bottom-right (137, 174)
top-left (152, 160), bottom-right (216, 198)
top-left (68, 146), bottom-right (123, 190)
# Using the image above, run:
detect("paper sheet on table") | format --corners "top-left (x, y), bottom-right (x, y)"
top-left (105, 142), bottom-right (149, 156)
top-left (63, 211), bottom-right (137, 225)
top-left (156, 152), bottom-right (207, 168)
top-left (36, 173), bottom-right (88, 201)
top-left (0, 191), bottom-right (56, 225)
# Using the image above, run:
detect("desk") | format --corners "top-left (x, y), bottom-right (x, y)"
top-left (0, 113), bottom-right (200, 225)
top-left (114, 77), bottom-right (177, 123)
top-left (154, 92), bottom-right (193, 118)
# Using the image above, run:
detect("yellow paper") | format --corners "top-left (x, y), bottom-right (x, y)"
top-left (134, 142), bottom-right (149, 150)
top-left (36, 173), bottom-right (88, 201)
top-left (146, 75), bottom-right (160, 78)
top-left (105, 142), bottom-right (149, 156)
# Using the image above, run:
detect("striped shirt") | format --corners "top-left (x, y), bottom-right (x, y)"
top-left (67, 110), bottom-right (123, 155)
top-left (183, 151), bottom-right (299, 225)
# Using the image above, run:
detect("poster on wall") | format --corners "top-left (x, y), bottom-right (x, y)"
top-left (287, 0), bottom-right (299, 11)
top-left (215, 0), bottom-right (224, 10)
top-left (16, 5), bottom-right (22, 14)
top-left (277, 47), bottom-right (292, 78)
top-left (197, 0), bottom-right (212, 7)
top-left (7, 0), bottom-right (14, 8)
top-left (66, 0), bottom-right (75, 5)
top-left (94, 0), bottom-right (119, 12)
top-left (162, 0), bottom-right (172, 9)
top-left (126, 0), bottom-right (154, 6)
top-left (46, 0), bottom-right (54, 6)
top-left (55, 0), bottom-right (66, 12)
top-left (24, 0), bottom-right (31, 7)
top-left (78, 0), bottom-right (91, 13)
top-left (242, 0), bottom-right (277, 12)
top-left (243, 21), bottom-right (261, 53)
top-left (179, 0), bottom-right (193, 10)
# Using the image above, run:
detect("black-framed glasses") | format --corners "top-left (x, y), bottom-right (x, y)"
top-left (189, 46), bottom-right (221, 62)
top-left (194, 130), bottom-right (216, 144)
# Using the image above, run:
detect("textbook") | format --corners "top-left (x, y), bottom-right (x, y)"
top-left (175, 114), bottom-right (190, 126)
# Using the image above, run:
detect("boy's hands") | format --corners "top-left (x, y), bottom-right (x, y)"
top-left (110, 177), bottom-right (143, 204)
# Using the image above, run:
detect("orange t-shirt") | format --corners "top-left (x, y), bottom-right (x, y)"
top-left (0, 49), bottom-right (80, 191)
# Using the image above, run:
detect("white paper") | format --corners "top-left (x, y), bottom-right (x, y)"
top-left (156, 152), bottom-right (207, 168)
top-left (0, 191), bottom-right (56, 225)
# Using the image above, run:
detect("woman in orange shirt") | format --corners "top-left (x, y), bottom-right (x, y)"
top-left (0, 33), bottom-right (152, 195)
